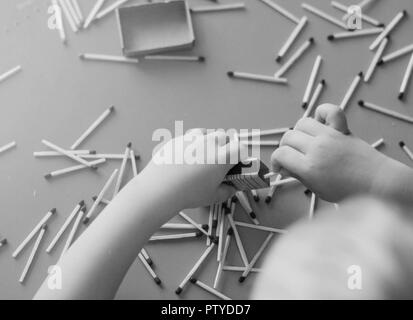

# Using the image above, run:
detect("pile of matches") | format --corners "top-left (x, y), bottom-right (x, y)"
top-left (1, 0), bottom-right (413, 299)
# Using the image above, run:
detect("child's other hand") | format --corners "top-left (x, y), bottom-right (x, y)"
top-left (143, 129), bottom-right (246, 210)
top-left (271, 104), bottom-right (393, 203)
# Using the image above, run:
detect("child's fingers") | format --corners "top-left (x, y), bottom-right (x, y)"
top-left (280, 130), bottom-right (314, 154)
top-left (271, 146), bottom-right (307, 177)
top-left (314, 104), bottom-right (350, 134)
top-left (294, 117), bottom-right (332, 137)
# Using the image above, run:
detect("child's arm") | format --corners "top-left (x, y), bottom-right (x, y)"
top-left (271, 104), bottom-right (413, 205)
top-left (34, 130), bottom-right (242, 300)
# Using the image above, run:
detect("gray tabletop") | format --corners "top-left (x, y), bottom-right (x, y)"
top-left (0, 0), bottom-right (412, 300)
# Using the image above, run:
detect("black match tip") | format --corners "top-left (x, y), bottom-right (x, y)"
top-left (398, 92), bottom-right (405, 101)
top-left (249, 211), bottom-right (257, 219)
top-left (109, 105), bottom-right (115, 112)
top-left (321, 79), bottom-right (326, 85)
top-left (302, 102), bottom-right (308, 110)
top-left (83, 217), bottom-right (90, 225)
top-left (196, 231), bottom-right (203, 237)
top-left (227, 71), bottom-right (234, 77)
top-left (127, 142), bottom-right (132, 148)
top-left (265, 196), bottom-right (272, 204)
top-left (227, 228), bottom-right (234, 236)
top-left (42, 224), bottom-right (48, 231)
top-left (309, 37), bottom-right (315, 43)
top-left (378, 23), bottom-right (386, 28)
top-left (358, 100), bottom-right (365, 107)
top-left (402, 10), bottom-right (408, 16)
top-left (304, 189), bottom-right (312, 196)
top-left (146, 258), bottom-right (153, 266)
top-left (202, 224), bottom-right (209, 231)
top-left (90, 150), bottom-right (97, 155)
top-left (198, 56), bottom-right (206, 62)
top-left (0, 238), bottom-right (7, 245)
top-left (327, 35), bottom-right (334, 41)
top-left (190, 278), bottom-right (197, 284)
top-left (253, 195), bottom-right (260, 202)
top-left (232, 195), bottom-right (238, 203)
top-left (154, 277), bottom-right (162, 285)
top-left (358, 71), bottom-right (363, 77)
top-left (44, 174), bottom-right (52, 179)
top-left (175, 287), bottom-right (183, 295)
top-left (399, 141), bottom-right (406, 148)
top-left (211, 236), bottom-right (219, 244)
top-left (239, 276), bottom-right (246, 283)
top-left (78, 54), bottom-right (84, 59)
top-left (275, 56), bottom-right (282, 63)
top-left (224, 207), bottom-right (231, 215)
top-left (92, 196), bottom-right (98, 201)
top-left (51, 208), bottom-right (57, 214)
top-left (377, 59), bottom-right (384, 66)
top-left (79, 200), bottom-right (85, 206)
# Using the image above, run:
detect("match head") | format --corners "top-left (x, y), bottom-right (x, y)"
top-left (264, 196), bottom-right (272, 204)
top-left (78, 54), bottom-right (85, 59)
top-left (109, 105), bottom-right (115, 112)
top-left (227, 71), bottom-right (234, 78)
top-left (377, 59), bottom-right (384, 66)
top-left (358, 71), bottom-right (363, 77)
top-left (202, 224), bottom-right (209, 231)
top-left (41, 224), bottom-right (48, 231)
top-left (175, 287), bottom-right (183, 295)
top-left (79, 200), bottom-right (85, 206)
top-left (275, 56), bottom-right (282, 63)
top-left (402, 10), bottom-right (408, 17)
top-left (196, 231), bottom-right (203, 238)
top-left (304, 189), bottom-right (312, 196)
top-left (190, 278), bottom-right (197, 284)
top-left (398, 92), bottom-right (405, 101)
top-left (320, 79), bottom-right (326, 86)
top-left (44, 174), bottom-right (52, 179)
top-left (327, 35), bottom-right (335, 41)
top-left (50, 208), bottom-right (57, 214)
top-left (90, 150), bottom-right (97, 155)
top-left (249, 211), bottom-right (257, 219)
top-left (0, 238), bottom-right (7, 246)
top-left (127, 142), bottom-right (132, 148)
top-left (210, 236), bottom-right (219, 244)
top-left (154, 277), bottom-right (162, 285)
top-left (399, 141), bottom-right (406, 148)
top-left (239, 276), bottom-right (246, 283)
top-left (198, 56), bottom-right (206, 62)
top-left (92, 196), bottom-right (98, 201)
top-left (227, 228), bottom-right (234, 236)
top-left (83, 217), bottom-right (90, 225)
top-left (378, 23), bottom-right (386, 28)
top-left (232, 195), bottom-right (238, 203)
top-left (358, 100), bottom-right (365, 107)
top-left (253, 194), bottom-right (260, 202)
top-left (302, 102), bottom-right (308, 110)
top-left (146, 258), bottom-right (153, 266)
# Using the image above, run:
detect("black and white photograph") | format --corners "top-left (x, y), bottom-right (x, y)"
top-left (0, 0), bottom-right (413, 304)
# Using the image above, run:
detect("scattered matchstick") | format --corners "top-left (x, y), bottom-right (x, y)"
top-left (178, 212), bottom-right (213, 239)
top-left (190, 278), bottom-right (232, 300)
top-left (46, 201), bottom-right (84, 253)
top-left (0, 65), bottom-right (22, 84)
top-left (364, 37), bottom-right (389, 82)
top-left (44, 158), bottom-right (106, 179)
top-left (80, 153), bottom-right (140, 160)
top-left (358, 100), bottom-right (413, 125)
top-left (239, 233), bottom-right (274, 282)
top-left (149, 232), bottom-right (203, 242)
top-left (71, 0), bottom-right (84, 24)
top-left (64, 0), bottom-right (81, 27)
top-left (223, 266), bottom-right (261, 273)
top-left (308, 192), bottom-right (317, 220)
top-left (42, 139), bottom-right (97, 168)
top-left (191, 3), bottom-right (245, 13)
top-left (276, 16), bottom-right (308, 62)
top-left (0, 141), bottom-right (16, 155)
top-left (302, 55), bottom-right (322, 110)
top-left (161, 223), bottom-right (207, 231)
top-left (19, 225), bottom-right (47, 284)
top-left (140, 248), bottom-right (153, 266)
top-left (79, 53), bottom-right (139, 64)
top-left (207, 204), bottom-right (214, 246)
top-left (236, 191), bottom-right (259, 225)
top-left (302, 3), bottom-right (349, 30)
top-left (214, 228), bottom-right (232, 288)
top-left (130, 148), bottom-right (139, 177)
top-left (144, 55), bottom-right (206, 62)
top-left (331, 1), bottom-right (383, 27)
top-left (12, 208), bottom-right (56, 258)
top-left (113, 143), bottom-right (132, 197)
top-left (227, 71), bottom-right (287, 84)
top-left (138, 253), bottom-right (161, 285)
top-left (302, 79), bottom-right (326, 117)
top-left (226, 207), bottom-right (249, 267)
top-left (84, 0), bottom-right (106, 29)
top-left (265, 174), bottom-right (282, 204)
top-left (60, 205), bottom-right (85, 258)
top-left (340, 72), bottom-right (363, 111)
top-left (379, 43), bottom-right (413, 65)
top-left (84, 169), bottom-right (118, 224)
top-left (234, 221), bottom-right (287, 234)
top-left (239, 127), bottom-right (290, 138)
top-left (216, 207), bottom-right (225, 261)
top-left (34, 150), bottom-right (96, 157)
top-left (92, 196), bottom-right (111, 206)
top-left (399, 142), bottom-right (413, 162)
top-left (328, 28), bottom-right (384, 41)
top-left (58, 0), bottom-right (78, 32)
top-left (274, 38), bottom-right (314, 78)
top-left (371, 138), bottom-right (385, 149)
top-left (369, 10), bottom-right (407, 51)
top-left (175, 243), bottom-right (215, 294)
top-left (95, 0), bottom-right (130, 20)
top-left (259, 0), bottom-right (300, 24)
top-left (70, 106), bottom-right (115, 150)
top-left (398, 53), bottom-right (413, 101)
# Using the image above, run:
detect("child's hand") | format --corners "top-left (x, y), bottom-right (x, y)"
top-left (142, 129), bottom-right (246, 210)
top-left (271, 104), bottom-right (393, 202)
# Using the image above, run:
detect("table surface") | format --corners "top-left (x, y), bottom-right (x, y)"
top-left (0, 0), bottom-right (412, 300)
